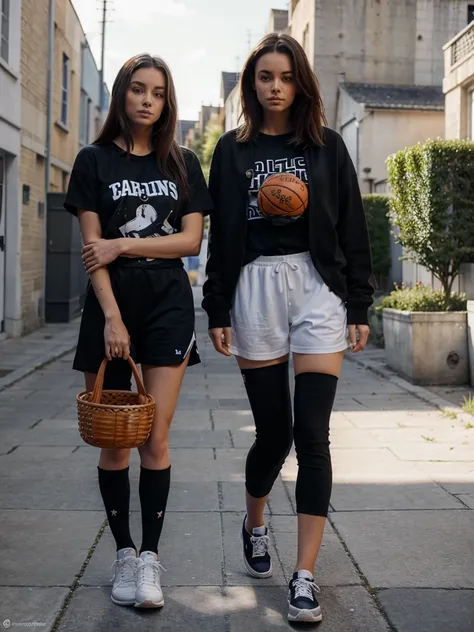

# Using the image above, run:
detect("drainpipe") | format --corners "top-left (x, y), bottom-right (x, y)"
top-left (43, 0), bottom-right (54, 321)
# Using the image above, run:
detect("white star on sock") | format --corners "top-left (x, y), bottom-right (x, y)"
top-left (157, 511), bottom-right (163, 519)
top-left (111, 509), bottom-right (117, 517)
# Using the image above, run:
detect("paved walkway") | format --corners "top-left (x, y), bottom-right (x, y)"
top-left (0, 306), bottom-right (473, 631)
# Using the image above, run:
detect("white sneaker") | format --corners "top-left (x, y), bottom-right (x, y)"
top-left (134, 551), bottom-right (165, 608)
top-left (110, 547), bottom-right (139, 606)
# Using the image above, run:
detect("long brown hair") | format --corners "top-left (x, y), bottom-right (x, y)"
top-left (95, 53), bottom-right (188, 199)
top-left (237, 33), bottom-right (327, 146)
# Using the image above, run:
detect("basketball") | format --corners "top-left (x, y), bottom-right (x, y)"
top-left (257, 174), bottom-right (309, 226)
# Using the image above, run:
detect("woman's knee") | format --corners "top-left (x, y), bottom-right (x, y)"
top-left (138, 437), bottom-right (169, 464)
top-left (255, 430), bottom-right (293, 467)
top-left (99, 447), bottom-right (131, 469)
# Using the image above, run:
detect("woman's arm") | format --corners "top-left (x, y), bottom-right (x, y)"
top-left (121, 212), bottom-right (203, 259)
top-left (82, 213), bottom-right (204, 274)
top-left (78, 211), bottom-right (130, 360)
top-left (335, 136), bottom-right (374, 326)
top-left (201, 138), bottom-right (233, 355)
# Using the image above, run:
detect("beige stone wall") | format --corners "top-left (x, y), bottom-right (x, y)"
top-left (444, 28), bottom-right (474, 140)
top-left (19, 0), bottom-right (83, 334)
top-left (360, 109), bottom-right (445, 192)
top-left (20, 0), bottom-right (49, 333)
top-left (51, 0), bottom-right (82, 176)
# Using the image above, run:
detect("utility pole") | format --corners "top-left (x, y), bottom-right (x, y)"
top-left (99, 0), bottom-right (107, 115)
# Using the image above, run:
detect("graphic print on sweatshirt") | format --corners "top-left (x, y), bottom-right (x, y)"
top-left (106, 178), bottom-right (180, 242)
top-left (105, 178), bottom-right (181, 262)
top-left (248, 157), bottom-right (308, 221)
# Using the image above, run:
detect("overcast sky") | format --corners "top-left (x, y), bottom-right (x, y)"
top-left (73, 0), bottom-right (288, 120)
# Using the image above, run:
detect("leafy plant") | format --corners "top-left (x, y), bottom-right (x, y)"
top-left (362, 194), bottom-right (391, 289)
top-left (387, 140), bottom-right (474, 295)
top-left (378, 283), bottom-right (467, 312)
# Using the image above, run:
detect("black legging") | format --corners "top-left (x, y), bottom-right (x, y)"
top-left (241, 363), bottom-right (338, 517)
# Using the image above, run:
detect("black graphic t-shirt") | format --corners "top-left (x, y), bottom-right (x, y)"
top-left (244, 132), bottom-right (309, 266)
top-left (64, 142), bottom-right (213, 266)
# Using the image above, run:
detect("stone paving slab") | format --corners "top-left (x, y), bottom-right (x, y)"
top-left (368, 426), bottom-right (474, 445)
top-left (57, 586), bottom-right (227, 632)
top-left (81, 512), bottom-right (223, 587)
top-left (331, 510), bottom-right (474, 588)
top-left (169, 429), bottom-right (232, 449)
top-left (270, 516), bottom-right (361, 586)
top-left (330, 481), bottom-right (463, 511)
top-left (0, 473), bottom-right (100, 510)
top-left (0, 510), bottom-right (103, 586)
top-left (0, 587), bottom-right (69, 632)
top-left (388, 442), bottom-right (474, 462)
top-left (377, 588), bottom-right (474, 632)
top-left (456, 494), bottom-right (474, 508)
top-left (229, 586), bottom-right (390, 631)
top-left (343, 410), bottom-right (451, 428)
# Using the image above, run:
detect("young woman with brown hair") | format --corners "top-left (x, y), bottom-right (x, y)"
top-left (203, 34), bottom-right (373, 623)
top-left (65, 54), bottom-right (212, 609)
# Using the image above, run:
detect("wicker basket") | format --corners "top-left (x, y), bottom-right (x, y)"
top-left (77, 357), bottom-right (155, 448)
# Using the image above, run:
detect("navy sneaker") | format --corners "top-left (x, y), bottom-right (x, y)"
top-left (241, 516), bottom-right (272, 578)
top-left (288, 570), bottom-right (322, 623)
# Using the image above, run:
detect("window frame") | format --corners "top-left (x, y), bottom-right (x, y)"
top-left (0, 0), bottom-right (10, 63)
top-left (61, 53), bottom-right (69, 126)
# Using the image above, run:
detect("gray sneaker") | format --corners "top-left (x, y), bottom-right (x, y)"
top-left (110, 548), bottom-right (139, 606)
top-left (134, 551), bottom-right (165, 608)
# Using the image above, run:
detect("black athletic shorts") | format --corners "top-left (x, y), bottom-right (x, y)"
top-left (73, 260), bottom-right (200, 388)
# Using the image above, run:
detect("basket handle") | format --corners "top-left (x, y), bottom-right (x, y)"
top-left (91, 357), bottom-right (148, 404)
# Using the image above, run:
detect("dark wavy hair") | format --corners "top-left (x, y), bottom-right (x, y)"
top-left (237, 33), bottom-right (327, 146)
top-left (95, 53), bottom-right (188, 198)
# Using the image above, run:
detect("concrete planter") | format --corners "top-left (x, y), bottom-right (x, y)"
top-left (382, 308), bottom-right (468, 385)
top-left (467, 301), bottom-right (474, 386)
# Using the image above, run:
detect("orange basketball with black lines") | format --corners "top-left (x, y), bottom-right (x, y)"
top-left (257, 173), bottom-right (308, 226)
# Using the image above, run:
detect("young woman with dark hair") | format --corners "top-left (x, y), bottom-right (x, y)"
top-left (203, 34), bottom-right (373, 623)
top-left (65, 53), bottom-right (212, 609)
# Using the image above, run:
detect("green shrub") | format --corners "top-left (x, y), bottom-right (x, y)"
top-left (378, 283), bottom-right (467, 312)
top-left (387, 139), bottom-right (474, 295)
top-left (362, 194), bottom-right (391, 287)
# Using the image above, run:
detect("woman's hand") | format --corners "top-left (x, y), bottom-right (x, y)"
top-left (104, 317), bottom-right (130, 360)
top-left (209, 327), bottom-right (232, 357)
top-left (348, 324), bottom-right (370, 353)
top-left (83, 239), bottom-right (123, 274)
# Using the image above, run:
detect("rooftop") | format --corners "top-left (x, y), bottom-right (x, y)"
top-left (341, 83), bottom-right (445, 111)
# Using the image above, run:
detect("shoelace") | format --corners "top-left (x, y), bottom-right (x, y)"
top-left (273, 260), bottom-right (299, 292)
top-left (110, 556), bottom-right (137, 584)
top-left (137, 559), bottom-right (166, 587)
top-left (293, 578), bottom-right (321, 601)
top-left (250, 534), bottom-right (270, 558)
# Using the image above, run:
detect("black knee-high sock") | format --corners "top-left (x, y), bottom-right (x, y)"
top-left (139, 466), bottom-right (171, 555)
top-left (241, 362), bottom-right (293, 498)
top-left (98, 466), bottom-right (135, 552)
top-left (293, 372), bottom-right (338, 517)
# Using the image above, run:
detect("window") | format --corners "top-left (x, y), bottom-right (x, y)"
top-left (469, 5), bottom-right (474, 24)
top-left (1, 0), bottom-right (9, 62)
top-left (79, 90), bottom-right (91, 144)
top-left (61, 54), bottom-right (69, 125)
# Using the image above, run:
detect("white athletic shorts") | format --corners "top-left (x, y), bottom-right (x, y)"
top-left (230, 252), bottom-right (348, 360)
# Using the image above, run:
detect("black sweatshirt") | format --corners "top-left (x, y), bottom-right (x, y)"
top-left (202, 127), bottom-right (374, 329)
